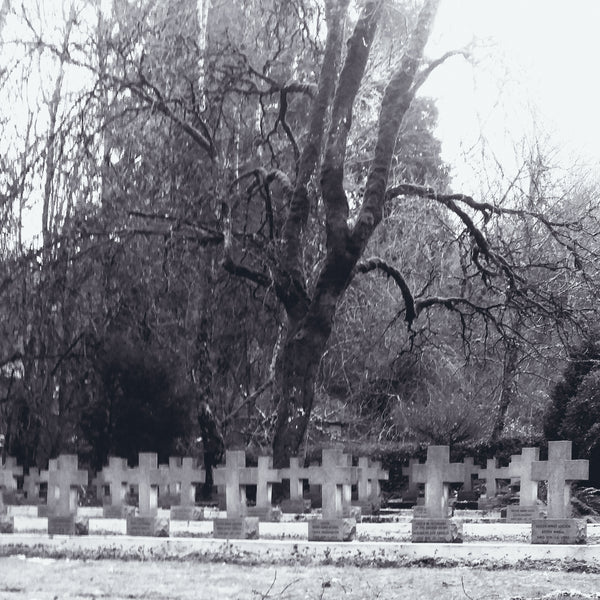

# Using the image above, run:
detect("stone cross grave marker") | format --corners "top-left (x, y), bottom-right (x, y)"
top-left (129, 453), bottom-right (163, 517)
top-left (212, 450), bottom-right (259, 539)
top-left (0, 457), bottom-right (21, 532)
top-left (168, 457), bottom-right (205, 506)
top-left (213, 450), bottom-right (248, 519)
top-left (96, 457), bottom-right (131, 517)
top-left (530, 440), bottom-right (589, 544)
top-left (280, 456), bottom-right (311, 512)
top-left (505, 447), bottom-right (540, 522)
top-left (461, 457), bottom-right (480, 493)
top-left (402, 458), bottom-right (420, 493)
top-left (509, 448), bottom-right (540, 506)
top-left (168, 457), bottom-right (205, 520)
top-left (243, 456), bottom-right (281, 519)
top-left (126, 452), bottom-right (170, 536)
top-left (413, 446), bottom-right (465, 518)
top-left (307, 449), bottom-right (357, 541)
top-left (23, 468), bottom-right (42, 503)
top-left (531, 441), bottom-right (588, 519)
top-left (356, 456), bottom-right (388, 513)
top-left (42, 455), bottom-right (88, 516)
top-left (307, 449), bottom-right (355, 520)
top-left (0, 456), bottom-right (22, 500)
top-left (41, 455), bottom-right (88, 535)
top-left (479, 458), bottom-right (510, 498)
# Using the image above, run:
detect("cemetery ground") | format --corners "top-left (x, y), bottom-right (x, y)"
top-left (2, 518), bottom-right (600, 599)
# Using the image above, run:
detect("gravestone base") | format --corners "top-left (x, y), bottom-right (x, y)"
top-left (246, 506), bottom-right (282, 522)
top-left (170, 506), bottom-right (204, 521)
top-left (411, 518), bottom-right (463, 543)
top-left (280, 498), bottom-right (311, 514)
top-left (504, 505), bottom-right (541, 523)
top-left (414, 506), bottom-right (452, 518)
top-left (126, 515), bottom-right (170, 537)
top-left (103, 505), bottom-right (135, 519)
top-left (308, 518), bottom-right (356, 542)
top-left (0, 515), bottom-right (14, 533)
top-left (213, 517), bottom-right (259, 539)
top-left (531, 518), bottom-right (587, 544)
top-left (48, 515), bottom-right (89, 536)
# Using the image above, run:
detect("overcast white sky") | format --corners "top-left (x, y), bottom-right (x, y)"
top-left (422, 0), bottom-right (600, 189)
top-left (6, 0), bottom-right (600, 241)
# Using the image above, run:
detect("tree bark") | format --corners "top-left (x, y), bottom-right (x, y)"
top-left (272, 0), bottom-right (441, 467)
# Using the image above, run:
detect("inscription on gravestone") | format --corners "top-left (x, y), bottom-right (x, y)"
top-left (411, 518), bottom-right (463, 543)
top-left (213, 517), bottom-right (259, 539)
top-left (531, 519), bottom-right (586, 544)
top-left (505, 505), bottom-right (540, 523)
top-left (48, 515), bottom-right (76, 535)
top-left (308, 519), bottom-right (356, 542)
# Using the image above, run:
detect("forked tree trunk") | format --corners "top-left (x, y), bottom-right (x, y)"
top-left (271, 0), bottom-right (440, 468)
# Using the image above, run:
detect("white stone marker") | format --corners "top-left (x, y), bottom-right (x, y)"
top-left (168, 457), bottom-right (205, 521)
top-left (0, 457), bottom-right (21, 533)
top-left (355, 456), bottom-right (388, 514)
top-left (280, 456), bottom-right (311, 513)
top-left (212, 450), bottom-right (259, 539)
top-left (41, 455), bottom-right (89, 535)
top-left (506, 447), bottom-right (541, 522)
top-left (307, 449), bottom-right (356, 541)
top-left (411, 446), bottom-right (464, 542)
top-left (96, 457), bottom-right (133, 518)
top-left (244, 456), bottom-right (281, 521)
top-left (461, 457), bottom-right (481, 493)
top-left (530, 440), bottom-right (588, 544)
top-left (23, 468), bottom-right (42, 503)
top-left (478, 458), bottom-right (510, 508)
top-left (126, 453), bottom-right (169, 537)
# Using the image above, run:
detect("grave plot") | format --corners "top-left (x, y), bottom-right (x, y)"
top-left (410, 446), bottom-right (464, 543)
top-left (166, 457), bottom-right (205, 521)
top-left (306, 449), bottom-right (357, 541)
top-left (41, 455), bottom-right (89, 535)
top-left (212, 450), bottom-right (259, 539)
top-left (530, 440), bottom-right (589, 544)
top-left (505, 447), bottom-right (542, 522)
top-left (0, 456), bottom-right (22, 532)
top-left (126, 453), bottom-right (170, 537)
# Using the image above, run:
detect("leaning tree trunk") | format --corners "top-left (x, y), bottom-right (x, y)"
top-left (271, 0), bottom-right (440, 468)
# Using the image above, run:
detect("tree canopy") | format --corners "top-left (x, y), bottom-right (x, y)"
top-left (1, 0), bottom-right (600, 469)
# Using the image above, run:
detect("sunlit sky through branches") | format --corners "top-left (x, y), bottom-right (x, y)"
top-left (4, 0), bottom-right (600, 242)
top-left (424, 0), bottom-right (600, 190)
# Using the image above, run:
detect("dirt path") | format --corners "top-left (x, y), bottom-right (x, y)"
top-left (2, 556), bottom-right (600, 600)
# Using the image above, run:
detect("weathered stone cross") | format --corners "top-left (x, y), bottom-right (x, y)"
top-left (97, 457), bottom-right (130, 509)
top-left (41, 455), bottom-right (88, 516)
top-left (0, 457), bottom-right (22, 513)
top-left (531, 440), bottom-right (589, 519)
top-left (213, 450), bottom-right (249, 518)
top-left (508, 447), bottom-right (539, 506)
top-left (167, 457), bottom-right (206, 507)
top-left (307, 449), bottom-right (355, 520)
top-left (356, 456), bottom-right (388, 503)
top-left (402, 458), bottom-right (420, 493)
top-left (129, 453), bottom-right (164, 517)
top-left (479, 458), bottom-right (510, 497)
top-left (280, 456), bottom-right (310, 503)
top-left (413, 446), bottom-right (465, 518)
